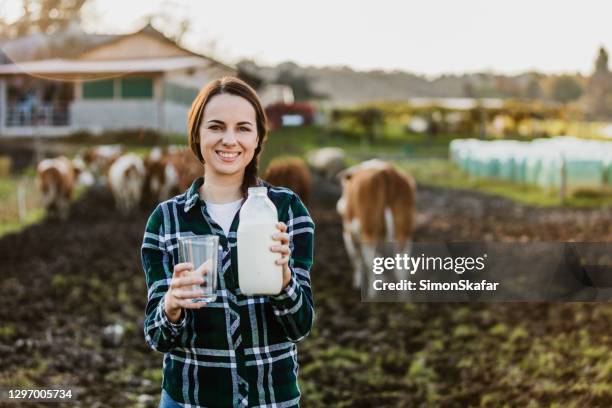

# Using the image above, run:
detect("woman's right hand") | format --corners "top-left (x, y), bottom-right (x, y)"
top-left (164, 262), bottom-right (209, 323)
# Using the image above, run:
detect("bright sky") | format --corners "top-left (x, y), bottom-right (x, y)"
top-left (2, 0), bottom-right (612, 76)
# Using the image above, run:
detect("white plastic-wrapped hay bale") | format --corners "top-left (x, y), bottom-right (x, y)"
top-left (449, 138), bottom-right (467, 163)
top-left (496, 141), bottom-right (526, 181)
top-left (537, 150), bottom-right (563, 190)
top-left (448, 136), bottom-right (612, 193)
top-left (449, 138), bottom-right (480, 171)
top-left (554, 137), bottom-right (608, 192)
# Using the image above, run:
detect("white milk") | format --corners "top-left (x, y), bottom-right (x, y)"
top-left (237, 187), bottom-right (283, 295)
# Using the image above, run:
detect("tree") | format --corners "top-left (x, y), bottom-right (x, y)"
top-left (551, 76), bottom-right (582, 103)
top-left (463, 81), bottom-right (475, 98)
top-left (139, 11), bottom-right (191, 45)
top-left (595, 46), bottom-right (609, 74)
top-left (584, 46), bottom-right (612, 119)
top-left (275, 69), bottom-right (326, 102)
top-left (0, 0), bottom-right (88, 39)
top-left (525, 77), bottom-right (542, 100)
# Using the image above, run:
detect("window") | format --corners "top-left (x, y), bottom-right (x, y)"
top-left (163, 82), bottom-right (198, 105)
top-left (121, 77), bottom-right (153, 98)
top-left (83, 79), bottom-right (114, 99)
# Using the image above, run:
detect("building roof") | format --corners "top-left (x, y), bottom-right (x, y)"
top-left (0, 22), bottom-right (118, 64)
top-left (0, 55), bottom-right (213, 75)
top-left (0, 23), bottom-right (257, 86)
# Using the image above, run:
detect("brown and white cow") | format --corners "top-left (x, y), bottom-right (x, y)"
top-left (264, 157), bottom-right (312, 205)
top-left (144, 146), bottom-right (204, 203)
top-left (76, 144), bottom-right (124, 185)
top-left (36, 156), bottom-right (78, 220)
top-left (336, 159), bottom-right (417, 295)
top-left (108, 153), bottom-right (146, 214)
top-left (167, 147), bottom-right (204, 192)
top-left (144, 146), bottom-right (180, 203)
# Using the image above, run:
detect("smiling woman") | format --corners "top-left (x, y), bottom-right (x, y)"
top-left (195, 93), bottom-right (259, 199)
top-left (141, 76), bottom-right (315, 408)
top-left (188, 78), bottom-right (269, 199)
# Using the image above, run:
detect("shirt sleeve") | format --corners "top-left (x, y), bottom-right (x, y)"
top-left (141, 203), bottom-right (188, 353)
top-left (269, 193), bottom-right (316, 343)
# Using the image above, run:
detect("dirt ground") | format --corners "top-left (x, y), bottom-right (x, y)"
top-left (0, 176), bottom-right (611, 407)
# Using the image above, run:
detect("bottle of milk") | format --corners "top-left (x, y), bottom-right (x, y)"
top-left (237, 186), bottom-right (283, 295)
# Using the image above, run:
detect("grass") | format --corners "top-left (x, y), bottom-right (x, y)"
top-left (0, 170), bottom-right (88, 238)
top-left (0, 125), bottom-right (607, 238)
top-left (262, 126), bottom-right (611, 208)
top-left (0, 176), bottom-right (45, 237)
top-left (260, 125), bottom-right (454, 171)
top-left (396, 158), bottom-right (612, 208)
top-left (0, 135), bottom-right (152, 239)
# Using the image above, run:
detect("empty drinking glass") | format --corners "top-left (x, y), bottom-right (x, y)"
top-left (178, 235), bottom-right (219, 303)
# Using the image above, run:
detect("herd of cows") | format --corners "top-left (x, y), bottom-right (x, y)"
top-left (36, 144), bottom-right (204, 218)
top-left (35, 145), bottom-right (417, 286)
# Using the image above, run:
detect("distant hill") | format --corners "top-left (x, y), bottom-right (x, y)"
top-left (238, 60), bottom-right (575, 108)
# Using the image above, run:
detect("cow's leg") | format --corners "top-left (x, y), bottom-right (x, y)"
top-left (342, 221), bottom-right (362, 289)
top-left (360, 241), bottom-right (378, 298)
top-left (384, 207), bottom-right (394, 243)
top-left (117, 192), bottom-right (127, 215)
top-left (123, 193), bottom-right (131, 214)
top-left (394, 240), bottom-right (413, 282)
top-left (125, 189), bottom-right (133, 213)
top-left (58, 194), bottom-right (69, 221)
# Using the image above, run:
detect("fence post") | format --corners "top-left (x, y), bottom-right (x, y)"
top-left (17, 182), bottom-right (26, 223)
top-left (559, 154), bottom-right (567, 204)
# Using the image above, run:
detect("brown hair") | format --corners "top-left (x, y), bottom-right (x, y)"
top-left (188, 76), bottom-right (268, 197)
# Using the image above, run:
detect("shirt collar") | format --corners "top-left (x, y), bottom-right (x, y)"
top-left (183, 176), bottom-right (204, 213)
top-left (183, 176), bottom-right (269, 213)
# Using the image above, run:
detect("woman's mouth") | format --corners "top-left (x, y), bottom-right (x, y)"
top-left (216, 150), bottom-right (241, 163)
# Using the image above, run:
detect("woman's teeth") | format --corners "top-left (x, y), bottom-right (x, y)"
top-left (217, 151), bottom-right (240, 158)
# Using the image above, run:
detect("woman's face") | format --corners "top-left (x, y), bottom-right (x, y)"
top-left (199, 93), bottom-right (258, 178)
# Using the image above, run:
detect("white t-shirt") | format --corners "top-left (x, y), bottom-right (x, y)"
top-left (205, 198), bottom-right (243, 236)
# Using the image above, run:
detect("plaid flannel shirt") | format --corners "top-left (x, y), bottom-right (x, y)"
top-left (141, 176), bottom-right (315, 407)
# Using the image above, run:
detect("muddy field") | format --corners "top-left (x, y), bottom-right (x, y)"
top-left (0, 179), bottom-right (611, 407)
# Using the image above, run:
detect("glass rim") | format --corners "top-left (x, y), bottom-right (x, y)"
top-left (178, 235), bottom-right (219, 243)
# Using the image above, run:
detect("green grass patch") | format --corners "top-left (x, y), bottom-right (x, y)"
top-left (0, 167), bottom-right (90, 238)
top-left (0, 174), bottom-right (45, 237)
top-left (396, 158), bottom-right (612, 208)
top-left (260, 125), bottom-right (455, 171)
top-left (261, 126), bottom-right (611, 208)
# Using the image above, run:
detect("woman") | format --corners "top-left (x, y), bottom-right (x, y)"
top-left (141, 77), bottom-right (315, 407)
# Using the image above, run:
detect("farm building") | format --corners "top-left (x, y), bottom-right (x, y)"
top-left (0, 24), bottom-right (255, 137)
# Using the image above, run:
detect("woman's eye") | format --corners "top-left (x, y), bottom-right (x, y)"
top-left (239, 127), bottom-right (250, 132)
top-left (209, 125), bottom-right (221, 130)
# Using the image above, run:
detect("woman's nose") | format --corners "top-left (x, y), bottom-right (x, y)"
top-left (221, 131), bottom-right (237, 145)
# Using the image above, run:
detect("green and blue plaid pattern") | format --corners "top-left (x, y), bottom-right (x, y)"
top-left (141, 176), bottom-right (315, 407)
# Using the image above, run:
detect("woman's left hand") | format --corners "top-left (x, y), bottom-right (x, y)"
top-left (270, 221), bottom-right (291, 290)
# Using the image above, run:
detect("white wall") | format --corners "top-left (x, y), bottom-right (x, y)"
top-left (70, 100), bottom-right (160, 132)
top-left (162, 101), bottom-right (189, 134)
